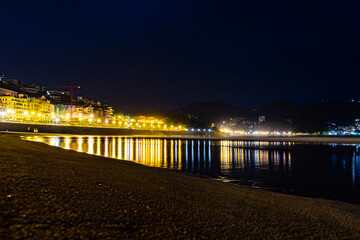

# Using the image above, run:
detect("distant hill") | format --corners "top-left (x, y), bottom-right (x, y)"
top-left (257, 100), bottom-right (298, 120)
top-left (178, 101), bottom-right (255, 121)
top-left (148, 100), bottom-right (360, 131)
top-left (257, 100), bottom-right (360, 131)
top-left (298, 101), bottom-right (360, 130)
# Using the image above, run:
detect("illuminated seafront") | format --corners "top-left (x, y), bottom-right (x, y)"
top-left (3, 120), bottom-right (360, 144)
top-left (1, 133), bottom-right (360, 239)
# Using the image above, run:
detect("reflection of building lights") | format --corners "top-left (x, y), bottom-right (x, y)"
top-left (24, 111), bottom-right (28, 115)
top-left (97, 119), bottom-right (101, 123)
top-left (55, 118), bottom-right (60, 123)
top-left (38, 113), bottom-right (42, 117)
top-left (31, 112), bottom-right (35, 115)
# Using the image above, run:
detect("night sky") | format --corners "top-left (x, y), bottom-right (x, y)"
top-left (1, 0), bottom-right (359, 112)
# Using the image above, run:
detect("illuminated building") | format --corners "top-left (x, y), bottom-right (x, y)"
top-left (0, 96), bottom-right (54, 121)
top-left (84, 105), bottom-right (94, 116)
top-left (29, 97), bottom-right (53, 114)
top-left (0, 96), bottom-right (29, 118)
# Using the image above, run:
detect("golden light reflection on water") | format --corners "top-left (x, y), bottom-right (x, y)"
top-left (170, 140), bottom-right (174, 168)
top-left (104, 137), bottom-right (109, 157)
top-left (87, 136), bottom-right (94, 154)
top-left (118, 138), bottom-right (122, 159)
top-left (178, 140), bottom-right (182, 169)
top-left (27, 136), bottom-right (297, 173)
top-left (77, 137), bottom-right (83, 152)
top-left (64, 137), bottom-right (71, 149)
top-left (111, 137), bottom-right (116, 158)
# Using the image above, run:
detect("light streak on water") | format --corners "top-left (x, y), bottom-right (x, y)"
top-left (88, 136), bottom-right (94, 154)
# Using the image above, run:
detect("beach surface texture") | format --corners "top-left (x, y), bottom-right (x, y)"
top-left (1, 134), bottom-right (360, 239)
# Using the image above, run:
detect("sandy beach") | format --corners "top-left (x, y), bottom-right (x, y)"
top-left (1, 134), bottom-right (360, 239)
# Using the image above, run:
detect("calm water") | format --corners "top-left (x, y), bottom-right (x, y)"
top-left (25, 136), bottom-right (360, 204)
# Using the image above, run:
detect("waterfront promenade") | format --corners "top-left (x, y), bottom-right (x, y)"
top-left (1, 134), bottom-right (360, 239)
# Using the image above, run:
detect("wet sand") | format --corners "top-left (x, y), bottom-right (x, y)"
top-left (1, 134), bottom-right (360, 239)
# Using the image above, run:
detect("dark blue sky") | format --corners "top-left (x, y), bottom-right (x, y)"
top-left (1, 0), bottom-right (359, 111)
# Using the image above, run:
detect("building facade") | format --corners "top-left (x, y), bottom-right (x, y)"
top-left (0, 96), bottom-right (54, 120)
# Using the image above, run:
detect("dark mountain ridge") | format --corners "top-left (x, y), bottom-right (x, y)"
top-left (179, 101), bottom-right (255, 120)
top-left (177, 100), bottom-right (360, 131)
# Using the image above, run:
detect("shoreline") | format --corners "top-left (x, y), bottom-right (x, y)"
top-left (4, 130), bottom-right (360, 144)
top-left (1, 134), bottom-right (360, 238)
top-left (2, 122), bottom-right (360, 144)
top-left (0, 121), bottom-right (220, 137)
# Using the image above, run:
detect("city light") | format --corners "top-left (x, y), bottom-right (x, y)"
top-left (219, 128), bottom-right (295, 136)
top-left (0, 95), bottom-right (192, 132)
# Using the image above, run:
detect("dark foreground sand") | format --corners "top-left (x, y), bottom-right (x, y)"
top-left (1, 134), bottom-right (360, 239)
